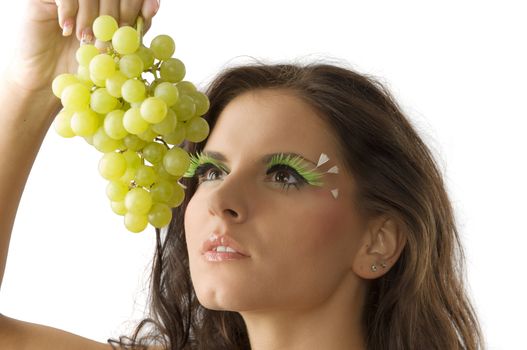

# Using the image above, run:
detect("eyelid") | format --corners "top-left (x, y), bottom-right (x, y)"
top-left (268, 153), bottom-right (324, 186)
top-left (184, 151), bottom-right (324, 186)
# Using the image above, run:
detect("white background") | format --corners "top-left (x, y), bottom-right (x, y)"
top-left (0, 1), bottom-right (525, 349)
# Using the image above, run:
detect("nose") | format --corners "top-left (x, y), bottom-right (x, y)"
top-left (206, 176), bottom-right (247, 223)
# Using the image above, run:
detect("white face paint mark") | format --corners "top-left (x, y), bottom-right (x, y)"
top-left (313, 153), bottom-right (340, 200)
top-left (327, 165), bottom-right (339, 174)
top-left (317, 153), bottom-right (330, 167)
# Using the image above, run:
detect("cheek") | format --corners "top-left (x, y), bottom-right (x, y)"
top-left (183, 195), bottom-right (201, 252)
top-left (272, 192), bottom-right (354, 265)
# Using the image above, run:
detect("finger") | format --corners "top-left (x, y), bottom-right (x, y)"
top-left (141, 0), bottom-right (160, 34)
top-left (55, 0), bottom-right (79, 36)
top-left (75, 0), bottom-right (98, 42)
top-left (99, 0), bottom-right (120, 24)
top-left (142, 17), bottom-right (152, 35)
top-left (119, 0), bottom-right (143, 27)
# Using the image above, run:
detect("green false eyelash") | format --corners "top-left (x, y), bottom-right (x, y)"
top-left (268, 153), bottom-right (324, 187)
top-left (182, 151), bottom-right (325, 187)
top-left (183, 151), bottom-right (228, 178)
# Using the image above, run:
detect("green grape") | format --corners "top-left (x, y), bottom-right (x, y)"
top-left (154, 82), bottom-right (179, 107)
top-left (123, 107), bottom-right (150, 134)
top-left (175, 81), bottom-right (197, 95)
top-left (150, 180), bottom-right (174, 203)
top-left (152, 108), bottom-right (178, 135)
top-left (159, 58), bottom-right (185, 83)
top-left (104, 109), bottom-right (128, 140)
top-left (125, 187), bottom-right (152, 214)
top-left (120, 167), bottom-right (137, 184)
top-left (111, 200), bottom-right (127, 216)
top-left (171, 94), bottom-right (196, 121)
top-left (185, 117), bottom-right (210, 143)
top-left (93, 15), bottom-right (118, 41)
top-left (142, 142), bottom-right (167, 164)
top-left (188, 91), bottom-right (210, 116)
top-left (112, 26), bottom-right (140, 55)
top-left (148, 203), bottom-right (172, 228)
top-left (76, 44), bottom-right (99, 67)
top-left (119, 54), bottom-right (144, 78)
top-left (154, 163), bottom-right (180, 182)
top-left (93, 126), bottom-right (124, 152)
top-left (137, 127), bottom-right (158, 142)
top-left (123, 134), bottom-right (147, 151)
top-left (148, 79), bottom-right (167, 95)
top-left (167, 182), bottom-right (185, 207)
top-left (52, 73), bottom-right (79, 98)
top-left (83, 135), bottom-right (94, 145)
top-left (61, 83), bottom-right (91, 111)
top-left (150, 34), bottom-right (175, 60)
top-left (136, 45), bottom-right (154, 69)
top-left (121, 79), bottom-right (146, 103)
top-left (106, 71), bottom-right (128, 98)
top-left (70, 109), bottom-right (100, 136)
top-left (163, 123), bottom-right (186, 145)
top-left (140, 97), bottom-right (167, 123)
top-left (54, 109), bottom-right (75, 138)
top-left (98, 152), bottom-right (127, 180)
top-left (90, 88), bottom-right (118, 114)
top-left (124, 212), bottom-right (148, 233)
top-left (106, 180), bottom-right (129, 201)
top-left (163, 147), bottom-right (190, 176)
top-left (90, 72), bottom-right (107, 87)
top-left (134, 164), bottom-right (157, 187)
top-left (90, 54), bottom-right (116, 81)
top-left (122, 149), bottom-right (142, 169)
top-left (76, 66), bottom-right (93, 87)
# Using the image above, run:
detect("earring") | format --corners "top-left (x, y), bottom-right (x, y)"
top-left (371, 262), bottom-right (388, 272)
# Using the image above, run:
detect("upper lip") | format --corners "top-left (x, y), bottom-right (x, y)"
top-left (201, 233), bottom-right (250, 257)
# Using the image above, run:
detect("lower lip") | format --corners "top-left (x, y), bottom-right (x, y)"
top-left (203, 251), bottom-right (249, 262)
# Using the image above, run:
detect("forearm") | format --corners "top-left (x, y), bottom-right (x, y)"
top-left (0, 77), bottom-right (60, 290)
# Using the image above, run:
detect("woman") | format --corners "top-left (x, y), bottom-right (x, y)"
top-left (0, 0), bottom-right (486, 349)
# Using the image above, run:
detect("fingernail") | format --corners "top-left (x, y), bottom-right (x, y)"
top-left (62, 19), bottom-right (73, 36)
top-left (81, 28), bottom-right (94, 44)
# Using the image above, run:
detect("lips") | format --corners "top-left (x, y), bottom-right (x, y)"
top-left (201, 233), bottom-right (250, 257)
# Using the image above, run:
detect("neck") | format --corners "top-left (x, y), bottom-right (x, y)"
top-left (240, 275), bottom-right (369, 350)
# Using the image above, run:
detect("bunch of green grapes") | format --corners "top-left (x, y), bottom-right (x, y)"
top-left (51, 15), bottom-right (210, 233)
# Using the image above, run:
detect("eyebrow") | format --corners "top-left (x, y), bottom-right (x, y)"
top-left (201, 150), bottom-right (317, 167)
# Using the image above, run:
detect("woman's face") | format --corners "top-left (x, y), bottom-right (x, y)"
top-left (184, 88), bottom-right (367, 312)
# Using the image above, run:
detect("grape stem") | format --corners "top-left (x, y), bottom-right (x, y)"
top-left (136, 16), bottom-right (144, 45)
top-left (155, 137), bottom-right (170, 149)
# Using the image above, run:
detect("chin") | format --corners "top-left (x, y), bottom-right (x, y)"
top-left (195, 285), bottom-right (258, 312)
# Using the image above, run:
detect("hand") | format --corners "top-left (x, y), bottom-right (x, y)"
top-left (7, 0), bottom-right (159, 94)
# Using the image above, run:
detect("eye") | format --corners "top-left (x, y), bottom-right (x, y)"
top-left (266, 164), bottom-right (307, 191)
top-left (194, 163), bottom-right (225, 183)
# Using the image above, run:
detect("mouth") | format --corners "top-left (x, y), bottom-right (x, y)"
top-left (203, 249), bottom-right (249, 262)
top-left (201, 233), bottom-right (250, 258)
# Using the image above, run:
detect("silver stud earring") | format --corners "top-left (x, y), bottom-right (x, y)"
top-left (371, 262), bottom-right (388, 272)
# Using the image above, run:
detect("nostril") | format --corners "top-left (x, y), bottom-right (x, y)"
top-left (226, 209), bottom-right (238, 217)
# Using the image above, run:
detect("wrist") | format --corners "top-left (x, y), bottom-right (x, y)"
top-left (1, 69), bottom-right (61, 119)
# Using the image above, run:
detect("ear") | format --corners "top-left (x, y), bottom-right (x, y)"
top-left (352, 214), bottom-right (407, 280)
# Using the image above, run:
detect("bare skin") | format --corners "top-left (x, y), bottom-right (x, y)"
top-left (184, 89), bottom-right (407, 350)
top-left (0, 1), bottom-right (158, 349)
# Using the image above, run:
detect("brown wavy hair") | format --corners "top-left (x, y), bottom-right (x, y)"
top-left (109, 60), bottom-right (486, 349)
